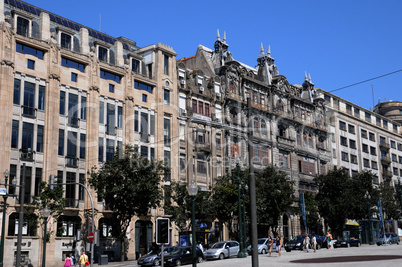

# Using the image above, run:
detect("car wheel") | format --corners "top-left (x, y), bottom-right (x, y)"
top-left (153, 258), bottom-right (160, 266)
top-left (197, 256), bottom-right (203, 263)
top-left (261, 249), bottom-right (267, 254)
top-left (285, 249), bottom-right (291, 252)
top-left (397, 241), bottom-right (400, 245)
top-left (219, 253), bottom-right (225, 260)
top-left (175, 259), bottom-right (181, 266)
top-left (377, 243), bottom-right (381, 246)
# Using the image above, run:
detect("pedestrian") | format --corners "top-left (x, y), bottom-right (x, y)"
top-left (197, 241), bottom-right (204, 253)
top-left (268, 236), bottom-right (273, 257)
top-left (326, 231), bottom-right (333, 249)
top-left (312, 234), bottom-right (317, 253)
top-left (64, 254), bottom-right (72, 267)
top-left (70, 254), bottom-right (75, 265)
top-left (79, 251), bottom-right (88, 267)
top-left (276, 235), bottom-right (281, 257)
top-left (304, 234), bottom-right (310, 252)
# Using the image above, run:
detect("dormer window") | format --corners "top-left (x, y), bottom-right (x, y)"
top-left (197, 76), bottom-right (203, 88)
top-left (98, 46), bottom-right (108, 62)
top-left (16, 16), bottom-right (30, 37)
top-left (60, 32), bottom-right (72, 50)
top-left (132, 59), bottom-right (140, 73)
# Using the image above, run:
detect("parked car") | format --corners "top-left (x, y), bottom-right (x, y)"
top-left (333, 237), bottom-right (361, 248)
top-left (284, 235), bottom-right (323, 252)
top-left (163, 246), bottom-right (204, 266)
top-left (247, 238), bottom-right (276, 255)
top-left (376, 233), bottom-right (400, 246)
top-left (204, 241), bottom-right (239, 260)
top-left (138, 246), bottom-right (177, 266)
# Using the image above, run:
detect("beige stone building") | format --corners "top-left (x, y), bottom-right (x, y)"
top-left (0, 0), bottom-right (177, 266)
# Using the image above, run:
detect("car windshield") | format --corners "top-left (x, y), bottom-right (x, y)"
top-left (291, 235), bottom-right (303, 241)
top-left (144, 250), bottom-right (158, 256)
top-left (211, 242), bottom-right (226, 249)
top-left (258, 239), bottom-right (266, 244)
top-left (170, 247), bottom-right (185, 255)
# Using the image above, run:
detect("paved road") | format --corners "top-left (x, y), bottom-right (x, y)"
top-left (101, 244), bottom-right (402, 267)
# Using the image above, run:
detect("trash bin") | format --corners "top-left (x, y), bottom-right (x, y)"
top-left (98, 255), bottom-right (108, 265)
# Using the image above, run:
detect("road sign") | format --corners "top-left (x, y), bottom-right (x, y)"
top-left (88, 232), bottom-right (95, 242)
top-left (0, 188), bottom-right (6, 196)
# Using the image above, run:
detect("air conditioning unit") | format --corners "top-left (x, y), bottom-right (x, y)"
top-left (200, 86), bottom-right (205, 92)
top-left (180, 80), bottom-right (186, 85)
top-left (216, 92), bottom-right (221, 97)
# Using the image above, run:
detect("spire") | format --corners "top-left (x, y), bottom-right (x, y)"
top-left (267, 45), bottom-right (271, 56)
top-left (308, 73), bottom-right (312, 83)
top-left (216, 29), bottom-right (220, 41)
top-left (305, 71), bottom-right (308, 81)
top-left (223, 31), bottom-right (227, 43)
top-left (257, 43), bottom-right (266, 63)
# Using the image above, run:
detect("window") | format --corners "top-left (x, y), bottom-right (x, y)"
top-left (13, 78), bottom-right (21, 105)
top-left (164, 89), bottom-right (170, 105)
top-left (106, 139), bottom-right (114, 161)
top-left (324, 95), bottom-right (331, 103)
top-left (134, 111), bottom-right (139, 132)
top-left (391, 140), bottom-right (396, 149)
top-left (351, 155), bottom-right (357, 164)
top-left (66, 132), bottom-right (77, 166)
top-left (393, 124), bottom-right (398, 133)
top-left (393, 167), bottom-right (399, 176)
top-left (164, 54), bottom-right (169, 75)
top-left (198, 101), bottom-right (204, 115)
top-left (117, 106), bottom-right (123, 128)
top-left (317, 136), bottom-right (325, 149)
top-left (100, 70), bottom-right (121, 83)
top-left (132, 59), bottom-right (140, 73)
top-left (8, 212), bottom-right (37, 236)
top-left (61, 57), bottom-right (85, 72)
top-left (150, 114), bottom-right (155, 135)
top-left (197, 160), bottom-right (207, 175)
top-left (383, 120), bottom-right (388, 128)
top-left (98, 46), bottom-right (108, 62)
top-left (60, 91), bottom-right (66, 115)
top-left (369, 132), bottom-right (375, 141)
top-left (16, 43), bottom-right (44, 59)
top-left (253, 145), bottom-right (269, 165)
top-left (205, 103), bottom-right (210, 117)
top-left (80, 133), bottom-right (86, 159)
top-left (278, 125), bottom-right (286, 137)
top-left (363, 158), bottom-right (370, 168)
top-left (340, 136), bottom-right (347, 146)
top-left (164, 150), bottom-right (171, 182)
top-left (376, 117), bottom-right (381, 126)
top-left (279, 150), bottom-right (289, 168)
top-left (230, 137), bottom-right (239, 158)
top-left (68, 94), bottom-right (79, 126)
top-left (276, 99), bottom-right (284, 113)
top-left (11, 120), bottom-right (19, 148)
top-left (23, 81), bottom-right (35, 116)
top-left (38, 85), bottom-right (45, 110)
top-left (254, 118), bottom-right (260, 133)
top-left (339, 121), bottom-right (346, 131)
top-left (365, 112), bottom-right (371, 122)
top-left (36, 125), bottom-right (44, 153)
top-left (27, 59), bottom-right (35, 69)
top-left (362, 144), bottom-right (368, 153)
top-left (230, 109), bottom-right (238, 124)
top-left (58, 129), bottom-right (64, 156)
top-left (349, 139), bottom-right (356, 149)
top-left (261, 120), bottom-right (267, 135)
top-left (298, 156), bottom-right (316, 175)
top-left (99, 101), bottom-right (104, 124)
top-left (81, 96), bottom-right (86, 120)
top-left (348, 124), bottom-right (355, 134)
top-left (371, 161), bottom-right (378, 170)
top-left (16, 16), bottom-right (30, 37)
top-left (164, 118), bottom-right (170, 147)
top-left (147, 64), bottom-right (153, 79)
top-left (354, 107), bottom-right (360, 117)
top-left (142, 94), bottom-right (147, 102)
top-left (134, 81), bottom-right (153, 93)
top-left (109, 84), bottom-right (114, 93)
top-left (341, 152), bottom-right (349, 162)
top-left (370, 146), bottom-right (376, 156)
top-left (21, 122), bottom-right (34, 155)
top-left (56, 216), bottom-right (81, 237)
top-left (361, 129), bottom-right (367, 139)
top-left (392, 153), bottom-right (397, 162)
top-left (380, 136), bottom-right (386, 145)
top-left (99, 218), bottom-right (115, 238)
top-left (98, 137), bottom-right (104, 162)
top-left (60, 32), bottom-right (72, 50)
top-left (346, 104), bottom-right (352, 114)
top-left (308, 135), bottom-right (313, 148)
top-left (398, 143), bottom-right (402, 151)
top-left (106, 103), bottom-right (115, 134)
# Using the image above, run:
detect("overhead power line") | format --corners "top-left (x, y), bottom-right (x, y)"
top-left (329, 69), bottom-right (402, 93)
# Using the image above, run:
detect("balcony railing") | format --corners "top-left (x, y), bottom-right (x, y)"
top-left (380, 142), bottom-right (390, 150)
top-left (66, 156), bottom-right (78, 168)
top-left (382, 170), bottom-right (393, 177)
top-left (65, 198), bottom-right (79, 208)
top-left (68, 116), bottom-right (79, 127)
top-left (140, 132), bottom-right (150, 143)
top-left (20, 148), bottom-right (35, 161)
top-left (195, 142), bottom-right (211, 152)
top-left (277, 136), bottom-right (295, 146)
top-left (22, 105), bottom-right (36, 118)
top-left (106, 124), bottom-right (116, 135)
top-left (381, 156), bottom-right (391, 164)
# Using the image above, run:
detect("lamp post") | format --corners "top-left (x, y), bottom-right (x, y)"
top-left (365, 191), bottom-right (374, 245)
top-left (241, 168), bottom-right (248, 257)
top-left (42, 206), bottom-right (50, 267)
top-left (0, 169), bottom-right (11, 267)
top-left (232, 161), bottom-right (246, 258)
top-left (187, 181), bottom-right (198, 267)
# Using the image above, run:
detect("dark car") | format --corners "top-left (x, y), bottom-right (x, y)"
top-left (137, 246), bottom-right (177, 266)
top-left (284, 235), bottom-right (323, 252)
top-left (376, 233), bottom-right (400, 246)
top-left (164, 246), bottom-right (204, 266)
top-left (334, 237), bottom-right (361, 248)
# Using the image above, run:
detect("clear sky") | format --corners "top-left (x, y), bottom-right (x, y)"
top-left (27, 0), bottom-right (402, 111)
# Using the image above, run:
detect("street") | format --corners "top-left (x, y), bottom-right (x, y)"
top-left (103, 244), bottom-right (402, 267)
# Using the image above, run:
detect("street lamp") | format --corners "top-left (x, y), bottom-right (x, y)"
top-left (42, 206), bottom-right (50, 267)
top-left (365, 191), bottom-right (374, 245)
top-left (0, 169), bottom-right (12, 267)
top-left (187, 180), bottom-right (198, 267)
top-left (232, 161), bottom-right (247, 258)
top-left (241, 166), bottom-right (248, 257)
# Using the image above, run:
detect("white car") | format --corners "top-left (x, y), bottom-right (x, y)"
top-left (247, 238), bottom-right (276, 254)
top-left (204, 241), bottom-right (239, 260)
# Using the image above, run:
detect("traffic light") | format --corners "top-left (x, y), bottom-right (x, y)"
top-left (49, 174), bottom-right (55, 190)
top-left (156, 218), bottom-right (170, 245)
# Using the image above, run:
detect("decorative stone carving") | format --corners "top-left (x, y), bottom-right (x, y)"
top-left (89, 85), bottom-right (99, 92)
top-left (48, 73), bottom-right (60, 81)
top-left (125, 96), bottom-right (134, 102)
top-left (1, 60), bottom-right (14, 68)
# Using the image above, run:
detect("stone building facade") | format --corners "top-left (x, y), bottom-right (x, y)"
top-left (0, 0), bottom-right (178, 266)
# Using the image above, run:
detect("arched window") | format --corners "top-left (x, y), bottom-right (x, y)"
top-left (254, 118), bottom-right (260, 133)
top-left (8, 212), bottom-right (37, 236)
top-left (278, 125), bottom-right (286, 137)
top-left (276, 99), bottom-right (284, 113)
top-left (56, 215), bottom-right (81, 237)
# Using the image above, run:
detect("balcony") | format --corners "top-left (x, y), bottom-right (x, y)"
top-left (382, 169), bottom-right (393, 178)
top-left (21, 105), bottom-right (36, 118)
top-left (106, 124), bottom-right (116, 135)
top-left (65, 198), bottom-right (79, 208)
top-left (20, 148), bottom-right (35, 161)
top-left (379, 142), bottom-right (390, 150)
top-left (380, 156), bottom-right (391, 164)
top-left (66, 156), bottom-right (78, 168)
top-left (277, 136), bottom-right (295, 146)
top-left (68, 116), bottom-right (79, 127)
top-left (195, 142), bottom-right (211, 153)
top-left (140, 132), bottom-right (150, 143)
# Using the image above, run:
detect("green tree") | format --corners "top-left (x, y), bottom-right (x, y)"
top-left (89, 144), bottom-right (168, 261)
top-left (256, 166), bottom-right (294, 233)
top-left (298, 191), bottom-right (320, 234)
top-left (31, 181), bottom-right (65, 242)
top-left (379, 181), bottom-right (400, 223)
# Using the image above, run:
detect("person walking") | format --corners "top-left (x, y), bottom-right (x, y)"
top-left (304, 234), bottom-right (310, 252)
top-left (326, 231), bottom-right (333, 249)
top-left (64, 254), bottom-right (72, 267)
top-left (276, 235), bottom-right (281, 257)
top-left (267, 236), bottom-right (273, 257)
top-left (79, 251), bottom-right (88, 267)
top-left (312, 234), bottom-right (317, 253)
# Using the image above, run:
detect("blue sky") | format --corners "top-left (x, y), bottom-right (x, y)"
top-left (29, 0), bottom-right (402, 111)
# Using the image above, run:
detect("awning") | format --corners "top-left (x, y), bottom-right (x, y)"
top-left (346, 220), bottom-right (359, 226)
